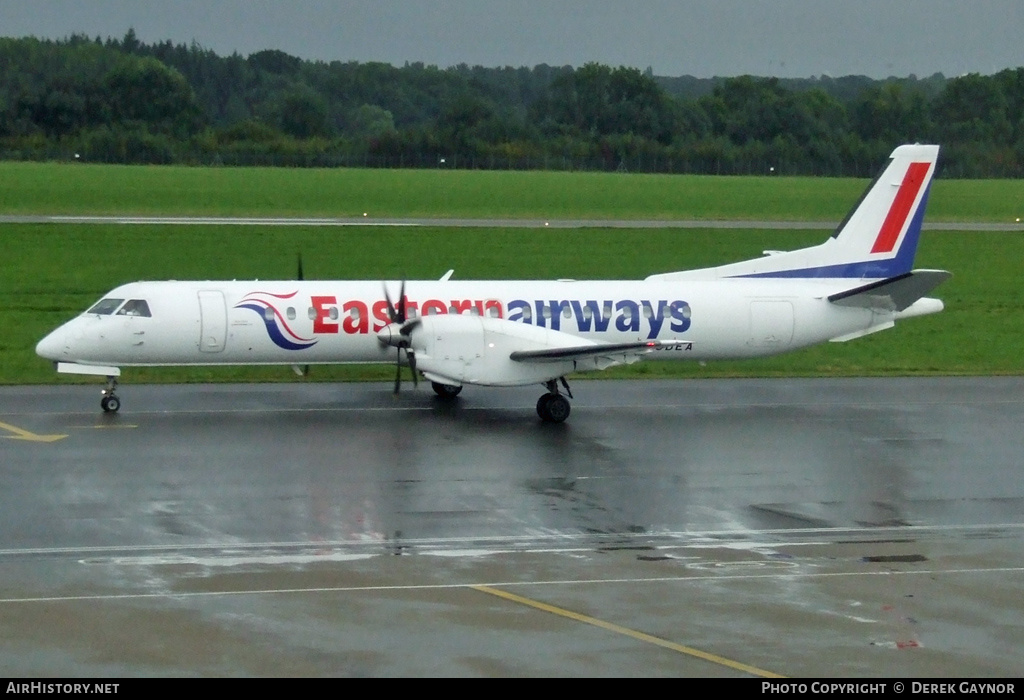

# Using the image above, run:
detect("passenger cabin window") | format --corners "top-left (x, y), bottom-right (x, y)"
top-left (88, 298), bottom-right (124, 315)
top-left (117, 299), bottom-right (152, 317)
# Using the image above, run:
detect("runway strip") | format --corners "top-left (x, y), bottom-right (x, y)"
top-left (2, 214), bottom-right (1022, 231)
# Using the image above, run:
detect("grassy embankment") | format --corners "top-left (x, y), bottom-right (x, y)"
top-left (2, 162), bottom-right (1022, 384)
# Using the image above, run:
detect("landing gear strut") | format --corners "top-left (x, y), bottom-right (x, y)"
top-left (100, 376), bottom-right (121, 413)
top-left (536, 378), bottom-right (572, 423)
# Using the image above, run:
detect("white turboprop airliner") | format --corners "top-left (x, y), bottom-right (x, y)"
top-left (37, 144), bottom-right (950, 422)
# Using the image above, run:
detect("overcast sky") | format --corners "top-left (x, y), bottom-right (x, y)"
top-left (2, 0), bottom-right (1022, 79)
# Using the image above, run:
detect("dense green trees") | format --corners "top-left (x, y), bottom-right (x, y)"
top-left (2, 33), bottom-right (1023, 176)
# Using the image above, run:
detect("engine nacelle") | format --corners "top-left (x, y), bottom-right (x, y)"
top-left (411, 314), bottom-right (583, 387)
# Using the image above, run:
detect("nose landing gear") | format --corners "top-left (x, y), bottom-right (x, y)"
top-left (100, 376), bottom-right (121, 413)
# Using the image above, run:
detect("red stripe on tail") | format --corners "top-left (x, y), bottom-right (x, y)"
top-left (870, 161), bottom-right (930, 254)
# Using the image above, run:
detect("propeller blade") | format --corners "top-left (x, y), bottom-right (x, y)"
top-left (393, 348), bottom-right (402, 394)
top-left (295, 254), bottom-right (308, 377)
top-left (397, 280), bottom-right (406, 323)
top-left (383, 283), bottom-right (397, 323)
top-left (400, 317), bottom-right (421, 337)
top-left (408, 349), bottom-right (418, 388)
top-left (383, 280), bottom-right (415, 395)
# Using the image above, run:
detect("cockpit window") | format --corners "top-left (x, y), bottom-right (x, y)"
top-left (87, 298), bottom-right (125, 315)
top-left (117, 299), bottom-right (152, 317)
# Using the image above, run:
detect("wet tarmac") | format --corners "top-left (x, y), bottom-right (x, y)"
top-left (1, 377), bottom-right (1022, 677)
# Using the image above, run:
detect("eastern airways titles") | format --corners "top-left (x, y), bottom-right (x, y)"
top-left (251, 293), bottom-right (693, 342)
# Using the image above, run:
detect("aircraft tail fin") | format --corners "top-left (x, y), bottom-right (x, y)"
top-left (647, 144), bottom-right (940, 282)
top-left (814, 143), bottom-right (939, 278)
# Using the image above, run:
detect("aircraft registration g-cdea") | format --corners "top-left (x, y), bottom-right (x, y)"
top-left (37, 144), bottom-right (950, 423)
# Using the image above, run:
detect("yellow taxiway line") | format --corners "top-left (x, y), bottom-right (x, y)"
top-left (0, 421), bottom-right (67, 443)
top-left (473, 584), bottom-right (784, 678)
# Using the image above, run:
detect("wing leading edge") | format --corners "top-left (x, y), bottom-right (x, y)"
top-left (511, 339), bottom-right (691, 363)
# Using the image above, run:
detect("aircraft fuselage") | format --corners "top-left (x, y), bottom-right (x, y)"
top-left (38, 277), bottom-right (886, 370)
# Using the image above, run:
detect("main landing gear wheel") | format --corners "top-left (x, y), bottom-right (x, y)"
top-left (536, 378), bottom-right (572, 423)
top-left (536, 393), bottom-right (570, 423)
top-left (431, 381), bottom-right (462, 398)
top-left (100, 376), bottom-right (120, 413)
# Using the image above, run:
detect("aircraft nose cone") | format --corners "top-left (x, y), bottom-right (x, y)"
top-left (35, 328), bottom-right (67, 360)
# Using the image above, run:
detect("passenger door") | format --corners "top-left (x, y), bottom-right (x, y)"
top-left (198, 290), bottom-right (227, 353)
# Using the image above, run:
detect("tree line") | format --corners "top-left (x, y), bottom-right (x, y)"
top-left (2, 31), bottom-right (1023, 177)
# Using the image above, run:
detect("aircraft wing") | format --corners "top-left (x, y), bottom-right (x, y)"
top-left (828, 270), bottom-right (951, 312)
top-left (511, 339), bottom-right (687, 363)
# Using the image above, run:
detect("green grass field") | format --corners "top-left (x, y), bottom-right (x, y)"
top-left (2, 162), bottom-right (1022, 385)
top-left (3, 161), bottom-right (1024, 222)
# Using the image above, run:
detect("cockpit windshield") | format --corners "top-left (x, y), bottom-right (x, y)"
top-left (87, 298), bottom-right (125, 315)
top-left (117, 299), bottom-right (152, 317)
top-left (85, 298), bottom-right (152, 317)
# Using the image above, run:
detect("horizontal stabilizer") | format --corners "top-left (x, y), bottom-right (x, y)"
top-left (511, 339), bottom-right (689, 363)
top-left (828, 270), bottom-right (951, 312)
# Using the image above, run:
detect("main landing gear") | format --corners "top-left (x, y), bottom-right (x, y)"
top-left (431, 377), bottom-right (572, 423)
top-left (431, 381), bottom-right (463, 399)
top-left (100, 376), bottom-right (121, 413)
top-left (536, 377), bottom-right (572, 424)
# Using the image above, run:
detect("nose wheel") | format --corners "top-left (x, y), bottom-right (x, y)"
top-left (101, 377), bottom-right (121, 413)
